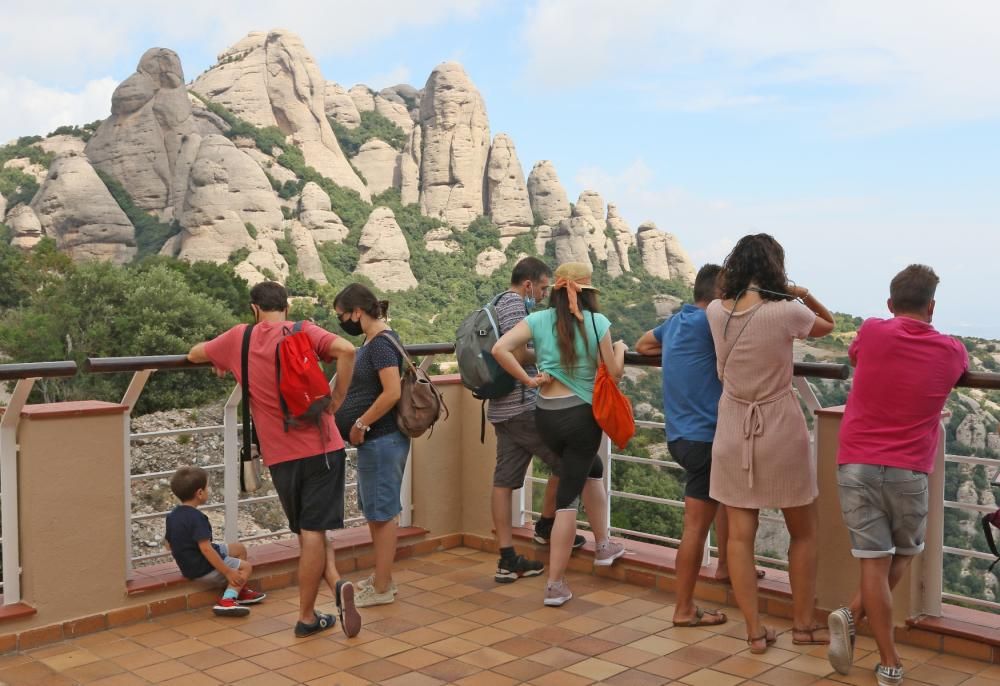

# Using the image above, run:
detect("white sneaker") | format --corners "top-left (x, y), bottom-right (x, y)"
top-left (357, 573), bottom-right (398, 595)
top-left (354, 583), bottom-right (395, 608)
top-left (875, 663), bottom-right (903, 686)
top-left (544, 580), bottom-right (573, 607)
top-left (594, 539), bottom-right (625, 566)
top-left (827, 607), bottom-right (855, 675)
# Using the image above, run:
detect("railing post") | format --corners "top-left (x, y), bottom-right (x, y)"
top-left (223, 385), bottom-right (241, 543)
top-left (599, 434), bottom-right (612, 536)
top-left (400, 444), bottom-right (413, 527)
top-left (120, 370), bottom-right (153, 575)
top-left (0, 377), bottom-right (35, 604)
top-left (911, 419), bottom-right (945, 618)
top-left (511, 487), bottom-right (525, 529)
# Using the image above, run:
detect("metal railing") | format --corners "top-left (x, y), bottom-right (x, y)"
top-left (0, 360), bottom-right (79, 604)
top-left (84, 346), bottom-right (445, 570)
top-left (517, 354), bottom-right (850, 569)
top-left (935, 371), bottom-right (1000, 612)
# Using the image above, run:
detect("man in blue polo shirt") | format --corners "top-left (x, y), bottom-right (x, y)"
top-left (636, 264), bottom-right (732, 627)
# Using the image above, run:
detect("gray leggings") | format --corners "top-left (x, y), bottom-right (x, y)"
top-left (534, 402), bottom-right (604, 510)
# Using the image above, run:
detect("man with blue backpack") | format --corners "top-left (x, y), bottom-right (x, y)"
top-left (458, 257), bottom-right (582, 583)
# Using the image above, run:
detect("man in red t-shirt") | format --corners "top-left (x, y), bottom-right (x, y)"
top-left (826, 265), bottom-right (967, 684)
top-left (188, 282), bottom-right (361, 638)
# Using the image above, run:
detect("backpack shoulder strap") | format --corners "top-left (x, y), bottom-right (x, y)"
top-left (591, 313), bottom-right (606, 365)
top-left (377, 331), bottom-right (417, 372)
top-left (240, 324), bottom-right (255, 489)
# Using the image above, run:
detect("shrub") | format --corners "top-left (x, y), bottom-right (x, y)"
top-left (95, 170), bottom-right (179, 259)
top-left (329, 111), bottom-right (407, 155)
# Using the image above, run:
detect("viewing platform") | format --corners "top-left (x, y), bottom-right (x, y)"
top-left (0, 349), bottom-right (999, 684)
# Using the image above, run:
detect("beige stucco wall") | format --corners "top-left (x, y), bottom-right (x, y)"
top-left (408, 378), bottom-right (502, 540)
top-left (17, 404), bottom-right (129, 625)
top-left (815, 408), bottom-right (926, 624)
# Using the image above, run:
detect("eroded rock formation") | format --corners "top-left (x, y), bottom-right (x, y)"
top-left (486, 134), bottom-right (533, 242)
top-left (85, 48), bottom-right (198, 214)
top-left (355, 207), bottom-right (417, 291)
top-left (192, 30), bottom-right (368, 199)
top-left (31, 154), bottom-right (136, 263)
top-left (527, 160), bottom-right (570, 225)
top-left (418, 62), bottom-right (490, 230)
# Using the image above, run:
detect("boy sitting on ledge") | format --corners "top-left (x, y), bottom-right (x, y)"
top-left (165, 466), bottom-right (266, 617)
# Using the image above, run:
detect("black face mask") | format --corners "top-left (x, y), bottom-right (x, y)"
top-left (339, 318), bottom-right (363, 337)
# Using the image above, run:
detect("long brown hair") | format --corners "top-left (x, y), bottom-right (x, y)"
top-left (719, 233), bottom-right (790, 301)
top-left (550, 288), bottom-right (600, 372)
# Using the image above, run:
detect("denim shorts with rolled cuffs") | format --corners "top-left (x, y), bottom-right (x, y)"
top-left (837, 463), bottom-right (929, 558)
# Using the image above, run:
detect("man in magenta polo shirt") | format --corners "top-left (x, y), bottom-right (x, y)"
top-left (188, 281), bottom-right (362, 639)
top-left (826, 265), bottom-right (967, 685)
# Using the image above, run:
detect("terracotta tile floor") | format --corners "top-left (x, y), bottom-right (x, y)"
top-left (2, 547), bottom-right (1000, 685)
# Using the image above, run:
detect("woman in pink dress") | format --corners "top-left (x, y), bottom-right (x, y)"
top-left (706, 234), bottom-right (835, 653)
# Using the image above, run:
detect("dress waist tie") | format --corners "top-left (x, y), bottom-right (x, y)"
top-left (723, 387), bottom-right (793, 489)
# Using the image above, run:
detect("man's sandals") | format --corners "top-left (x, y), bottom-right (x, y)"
top-left (672, 607), bottom-right (727, 627)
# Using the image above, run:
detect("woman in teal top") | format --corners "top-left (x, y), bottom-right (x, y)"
top-left (493, 262), bottom-right (628, 607)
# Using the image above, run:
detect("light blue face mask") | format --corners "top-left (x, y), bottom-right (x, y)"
top-left (523, 281), bottom-right (536, 311)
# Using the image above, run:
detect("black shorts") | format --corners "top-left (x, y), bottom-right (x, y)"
top-left (269, 450), bottom-right (346, 534)
top-left (668, 439), bottom-right (715, 502)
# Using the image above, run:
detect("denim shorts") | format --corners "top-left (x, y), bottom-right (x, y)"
top-left (837, 463), bottom-right (929, 558)
top-left (356, 431), bottom-right (411, 522)
top-left (194, 544), bottom-right (242, 585)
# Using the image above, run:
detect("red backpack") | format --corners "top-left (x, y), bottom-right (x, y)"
top-left (276, 321), bottom-right (332, 430)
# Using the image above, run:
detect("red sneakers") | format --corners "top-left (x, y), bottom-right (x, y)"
top-left (213, 597), bottom-right (250, 617)
top-left (236, 587), bottom-right (267, 605)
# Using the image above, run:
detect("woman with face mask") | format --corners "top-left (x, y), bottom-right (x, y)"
top-left (332, 283), bottom-right (408, 608)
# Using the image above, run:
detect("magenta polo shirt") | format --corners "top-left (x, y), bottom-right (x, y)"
top-left (838, 316), bottom-right (967, 474)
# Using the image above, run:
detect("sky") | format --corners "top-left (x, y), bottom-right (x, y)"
top-left (2, 0), bottom-right (998, 337)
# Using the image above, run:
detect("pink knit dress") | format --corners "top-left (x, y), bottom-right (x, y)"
top-left (706, 299), bottom-right (817, 509)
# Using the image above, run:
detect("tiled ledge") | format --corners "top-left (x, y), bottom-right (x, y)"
top-left (0, 526), bottom-right (441, 654)
top-left (126, 526), bottom-right (427, 595)
top-left (503, 526), bottom-right (1000, 665)
top-left (0, 602), bottom-right (36, 625)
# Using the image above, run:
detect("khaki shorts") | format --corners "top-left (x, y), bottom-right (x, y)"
top-left (838, 463), bottom-right (929, 558)
top-left (492, 410), bottom-right (561, 489)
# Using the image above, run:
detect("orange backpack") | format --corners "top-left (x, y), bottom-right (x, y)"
top-left (590, 316), bottom-right (635, 449)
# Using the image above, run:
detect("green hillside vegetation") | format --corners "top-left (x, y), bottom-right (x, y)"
top-left (96, 170), bottom-right (180, 258)
top-left (329, 110), bottom-right (409, 155)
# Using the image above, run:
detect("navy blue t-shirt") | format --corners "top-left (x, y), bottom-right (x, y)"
top-left (165, 505), bottom-right (220, 579)
top-left (335, 331), bottom-right (404, 441)
top-left (654, 304), bottom-right (722, 442)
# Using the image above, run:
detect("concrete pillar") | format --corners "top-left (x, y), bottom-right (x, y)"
top-left (815, 407), bottom-right (941, 623)
top-left (17, 401), bottom-right (129, 624)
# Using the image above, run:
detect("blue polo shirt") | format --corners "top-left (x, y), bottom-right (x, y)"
top-left (653, 304), bottom-right (721, 442)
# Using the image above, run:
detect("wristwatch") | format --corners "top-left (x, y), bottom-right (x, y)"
top-left (354, 419), bottom-right (370, 432)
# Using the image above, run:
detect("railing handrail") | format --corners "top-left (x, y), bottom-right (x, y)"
top-left (0, 361), bottom-right (78, 382)
top-left (84, 343), bottom-right (458, 374)
top-left (956, 370), bottom-right (1000, 390)
top-left (84, 346), bottom-right (851, 380)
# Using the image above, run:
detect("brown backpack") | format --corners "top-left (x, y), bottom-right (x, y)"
top-left (378, 332), bottom-right (449, 438)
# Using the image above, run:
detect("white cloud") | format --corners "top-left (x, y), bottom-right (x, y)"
top-left (0, 76), bottom-right (117, 143)
top-left (0, 1), bottom-right (490, 80)
top-left (571, 158), bottom-right (1000, 336)
top-left (0, 0), bottom-right (488, 140)
top-left (520, 0), bottom-right (1000, 129)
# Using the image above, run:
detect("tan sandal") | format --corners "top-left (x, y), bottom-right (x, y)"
top-left (747, 625), bottom-right (777, 654)
top-left (672, 607), bottom-right (727, 627)
top-left (792, 624), bottom-right (831, 645)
